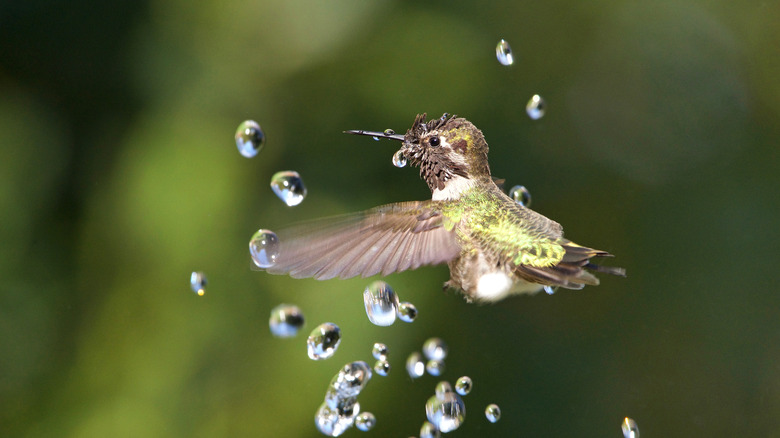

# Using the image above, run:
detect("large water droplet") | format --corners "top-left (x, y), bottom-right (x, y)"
top-left (622, 417), bottom-right (640, 438)
top-left (406, 352), bottom-right (425, 379)
top-left (355, 412), bottom-right (376, 432)
top-left (190, 271), bottom-right (207, 296)
top-left (268, 304), bottom-right (305, 337)
top-left (392, 149), bottom-right (408, 168)
top-left (398, 301), bottom-right (417, 322)
top-left (485, 404), bottom-right (501, 423)
top-left (372, 342), bottom-right (388, 360)
top-left (315, 402), bottom-right (360, 437)
top-left (426, 392), bottom-right (466, 433)
top-left (426, 360), bottom-right (445, 376)
top-left (508, 185), bottom-right (532, 207)
top-left (373, 359), bottom-right (390, 376)
top-left (422, 337), bottom-right (448, 361)
top-left (270, 170), bottom-right (307, 207)
top-left (235, 120), bottom-right (265, 158)
top-left (455, 376), bottom-right (472, 396)
top-left (307, 323), bottom-right (342, 360)
top-left (526, 94), bottom-right (546, 120)
top-left (249, 229), bottom-right (280, 268)
top-left (496, 39), bottom-right (514, 66)
top-left (363, 281), bottom-right (399, 326)
top-left (420, 421), bottom-right (440, 438)
top-left (326, 361), bottom-right (372, 403)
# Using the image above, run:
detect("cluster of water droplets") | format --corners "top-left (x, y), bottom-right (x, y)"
top-left (315, 361), bottom-right (374, 436)
top-left (189, 271), bottom-right (207, 296)
top-left (249, 229), bottom-right (280, 269)
top-left (268, 304), bottom-right (305, 337)
top-left (235, 120), bottom-right (265, 158)
top-left (270, 170), bottom-right (307, 206)
top-left (425, 380), bottom-right (466, 433)
top-left (363, 281), bottom-right (418, 326)
top-left (372, 342), bottom-right (390, 377)
top-left (307, 322), bottom-right (342, 360)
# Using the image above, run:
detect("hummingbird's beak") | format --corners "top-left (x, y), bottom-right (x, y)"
top-left (344, 130), bottom-right (405, 142)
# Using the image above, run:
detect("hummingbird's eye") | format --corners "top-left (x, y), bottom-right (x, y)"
top-left (429, 136), bottom-right (441, 147)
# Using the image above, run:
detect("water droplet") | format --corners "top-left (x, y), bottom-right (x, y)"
top-left (190, 271), bottom-right (207, 296)
top-left (315, 402), bottom-right (359, 437)
top-left (269, 170), bottom-right (307, 207)
top-left (372, 342), bottom-right (388, 360)
top-left (268, 304), bottom-right (305, 337)
top-left (235, 120), bottom-right (265, 158)
top-left (543, 285), bottom-right (555, 295)
top-left (307, 322), bottom-right (342, 360)
top-left (406, 352), bottom-right (425, 379)
top-left (455, 376), bottom-right (472, 396)
top-left (435, 381), bottom-right (453, 398)
top-left (425, 360), bottom-right (445, 376)
top-left (398, 301), bottom-right (417, 322)
top-left (392, 149), bottom-right (408, 168)
top-left (422, 337), bottom-right (448, 361)
top-left (484, 404), bottom-right (501, 423)
top-left (383, 128), bottom-right (395, 136)
top-left (508, 185), bottom-right (532, 207)
top-left (372, 136), bottom-right (380, 141)
top-left (355, 412), bottom-right (376, 432)
top-left (526, 94), bottom-right (546, 120)
top-left (326, 361), bottom-right (372, 403)
top-left (373, 359), bottom-right (390, 376)
top-left (363, 281), bottom-right (399, 326)
top-left (249, 229), bottom-right (280, 268)
top-left (426, 392), bottom-right (466, 433)
top-left (420, 421), bottom-right (440, 438)
top-left (622, 417), bottom-right (640, 438)
top-left (496, 39), bottom-right (514, 66)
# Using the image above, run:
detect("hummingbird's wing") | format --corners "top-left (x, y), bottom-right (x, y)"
top-left (264, 201), bottom-right (461, 280)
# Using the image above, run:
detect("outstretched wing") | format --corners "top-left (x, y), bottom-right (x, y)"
top-left (264, 201), bottom-right (461, 280)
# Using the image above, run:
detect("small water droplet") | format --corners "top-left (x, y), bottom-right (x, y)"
top-left (383, 129), bottom-right (395, 136)
top-left (420, 421), bottom-right (440, 438)
top-left (307, 323), bottom-right (342, 360)
top-left (270, 170), bottom-right (307, 207)
top-left (190, 271), bottom-right (207, 296)
top-left (235, 120), bottom-right (265, 158)
top-left (392, 149), bottom-right (408, 168)
top-left (406, 352), bottom-right (425, 379)
top-left (485, 404), bottom-right (501, 423)
top-left (372, 342), bottom-right (388, 360)
top-left (622, 417), bottom-right (640, 438)
top-left (543, 285), bottom-right (556, 295)
top-left (426, 392), bottom-right (466, 433)
top-left (373, 359), bottom-right (390, 376)
top-left (455, 376), bottom-right (472, 396)
top-left (372, 136), bottom-right (380, 141)
top-left (355, 412), bottom-right (376, 432)
top-left (526, 94), bottom-right (546, 120)
top-left (496, 39), bottom-right (514, 66)
top-left (425, 360), bottom-right (445, 376)
top-left (422, 337), bottom-right (448, 361)
top-left (268, 304), bottom-right (305, 337)
top-left (315, 402), bottom-right (359, 437)
top-left (363, 281), bottom-right (399, 326)
top-left (508, 185), bottom-right (532, 207)
top-left (435, 381), bottom-right (453, 398)
top-left (398, 301), bottom-right (417, 322)
top-left (249, 229), bottom-right (280, 268)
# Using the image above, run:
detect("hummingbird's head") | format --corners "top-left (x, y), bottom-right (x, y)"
top-left (346, 113), bottom-right (491, 193)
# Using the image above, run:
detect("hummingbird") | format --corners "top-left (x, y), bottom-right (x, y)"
top-left (263, 113), bottom-right (625, 303)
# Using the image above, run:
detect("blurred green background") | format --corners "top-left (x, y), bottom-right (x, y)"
top-left (1, 0), bottom-right (779, 436)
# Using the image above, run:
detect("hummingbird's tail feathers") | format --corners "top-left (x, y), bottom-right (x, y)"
top-left (513, 241), bottom-right (624, 290)
top-left (264, 201), bottom-right (460, 280)
top-left (584, 262), bottom-right (626, 277)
